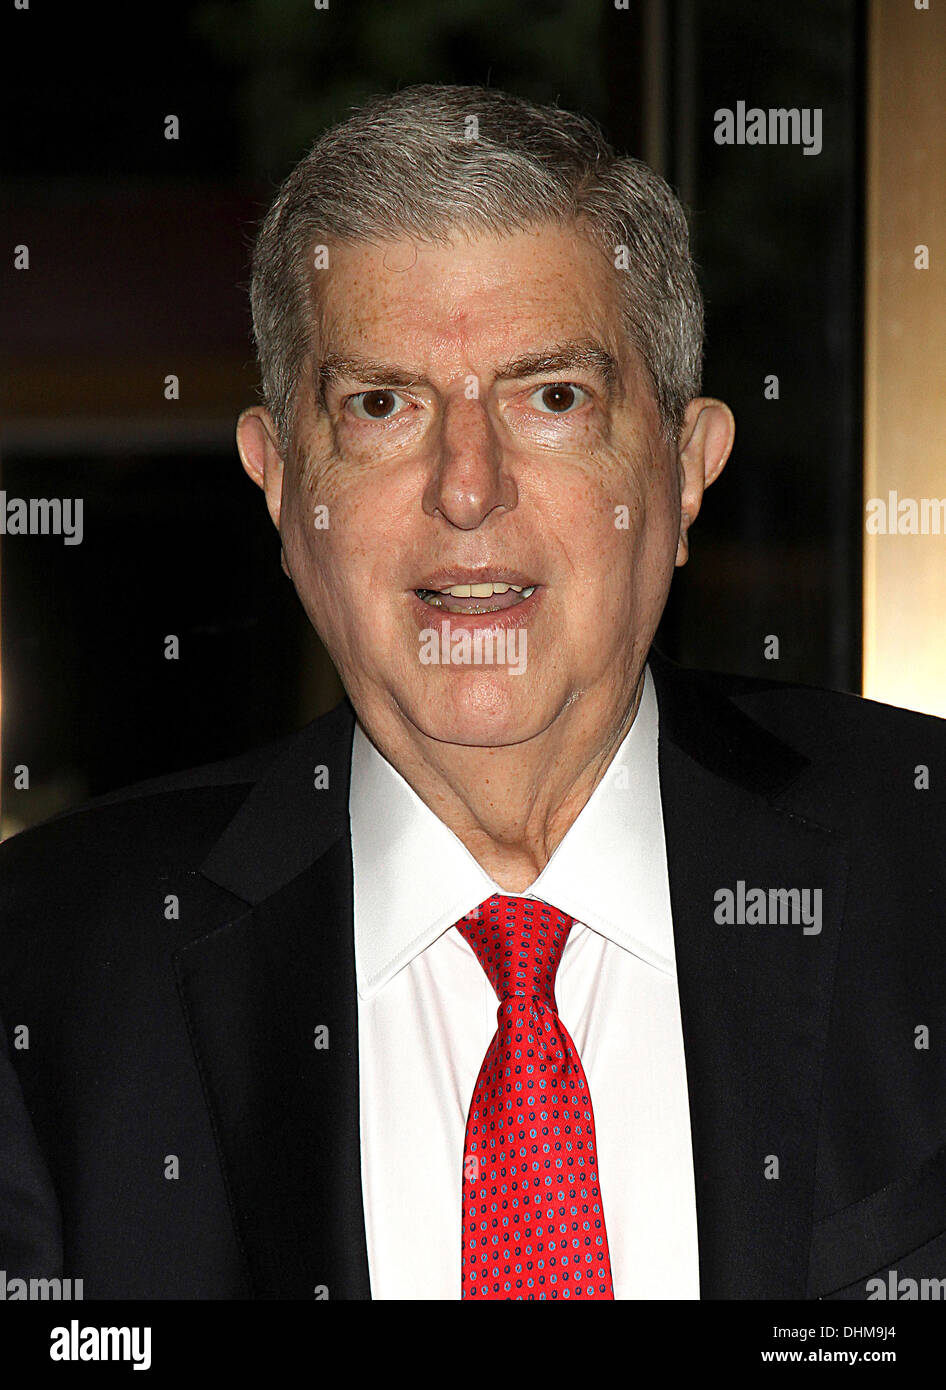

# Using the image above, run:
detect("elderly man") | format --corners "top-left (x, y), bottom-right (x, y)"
top-left (1, 84), bottom-right (945, 1302)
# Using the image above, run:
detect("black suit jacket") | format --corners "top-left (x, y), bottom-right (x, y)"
top-left (1, 646), bottom-right (945, 1299)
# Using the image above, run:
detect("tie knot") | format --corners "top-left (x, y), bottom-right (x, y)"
top-left (456, 894), bottom-right (573, 1006)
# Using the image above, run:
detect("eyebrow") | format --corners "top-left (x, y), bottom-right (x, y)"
top-left (316, 338), bottom-right (620, 406)
top-left (493, 342), bottom-right (619, 393)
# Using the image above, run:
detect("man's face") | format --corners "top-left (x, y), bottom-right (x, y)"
top-left (263, 224), bottom-right (698, 749)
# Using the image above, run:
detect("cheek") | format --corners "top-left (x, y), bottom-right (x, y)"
top-left (543, 439), bottom-right (677, 565)
top-left (548, 452), bottom-right (678, 641)
top-left (280, 477), bottom-right (354, 622)
top-left (280, 469), bottom-right (409, 658)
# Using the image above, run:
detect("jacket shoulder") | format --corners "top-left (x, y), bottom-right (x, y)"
top-left (0, 699), bottom-right (355, 900)
top-left (664, 656), bottom-right (946, 768)
top-left (725, 669), bottom-right (946, 769)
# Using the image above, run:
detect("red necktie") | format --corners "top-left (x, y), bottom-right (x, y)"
top-left (456, 894), bottom-right (615, 1299)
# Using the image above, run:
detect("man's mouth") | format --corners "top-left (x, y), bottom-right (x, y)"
top-left (414, 575), bottom-right (538, 614)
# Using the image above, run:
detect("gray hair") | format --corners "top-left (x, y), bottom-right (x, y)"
top-left (247, 83), bottom-right (704, 460)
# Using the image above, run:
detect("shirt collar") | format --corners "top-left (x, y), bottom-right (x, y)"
top-left (350, 663), bottom-right (675, 997)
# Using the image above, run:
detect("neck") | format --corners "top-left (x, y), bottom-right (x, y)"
top-left (358, 672), bottom-right (646, 893)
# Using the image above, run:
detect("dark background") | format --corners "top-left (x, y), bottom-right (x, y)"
top-left (0, 0), bottom-right (864, 832)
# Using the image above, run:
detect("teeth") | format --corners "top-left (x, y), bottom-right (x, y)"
top-left (438, 581), bottom-right (527, 597)
top-left (415, 581), bottom-right (537, 607)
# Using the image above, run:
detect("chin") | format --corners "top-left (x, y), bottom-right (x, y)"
top-left (404, 671), bottom-right (550, 748)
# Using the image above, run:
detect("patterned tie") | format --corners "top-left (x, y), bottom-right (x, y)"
top-left (456, 894), bottom-right (615, 1299)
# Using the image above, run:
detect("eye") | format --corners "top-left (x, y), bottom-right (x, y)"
top-left (347, 389), bottom-right (410, 421)
top-left (528, 383), bottom-right (589, 414)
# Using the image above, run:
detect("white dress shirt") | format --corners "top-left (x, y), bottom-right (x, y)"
top-left (350, 663), bottom-right (699, 1299)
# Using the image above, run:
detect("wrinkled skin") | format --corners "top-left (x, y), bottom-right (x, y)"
top-left (238, 224), bottom-right (734, 888)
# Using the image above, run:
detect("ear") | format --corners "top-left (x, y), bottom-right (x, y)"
top-left (236, 407), bottom-right (293, 576)
top-left (674, 398), bottom-right (736, 567)
top-left (236, 406), bottom-right (285, 528)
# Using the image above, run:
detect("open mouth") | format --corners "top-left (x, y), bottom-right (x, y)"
top-left (414, 580), bottom-right (537, 615)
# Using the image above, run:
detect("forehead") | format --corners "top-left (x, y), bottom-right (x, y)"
top-left (312, 224), bottom-right (626, 362)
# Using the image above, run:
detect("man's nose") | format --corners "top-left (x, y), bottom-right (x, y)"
top-left (422, 396), bottom-right (518, 528)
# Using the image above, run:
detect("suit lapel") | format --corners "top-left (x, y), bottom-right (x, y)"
top-left (174, 701), bottom-right (371, 1299)
top-left (649, 648), bottom-right (849, 1298)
